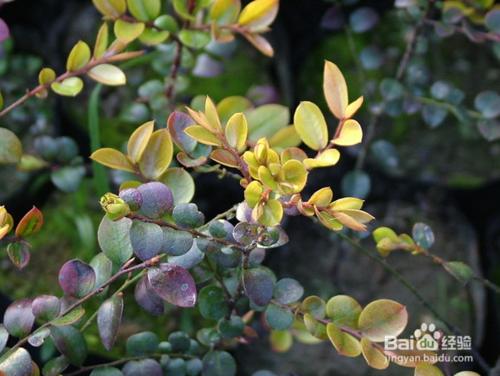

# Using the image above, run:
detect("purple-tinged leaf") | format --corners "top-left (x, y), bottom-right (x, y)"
top-left (176, 152), bottom-right (208, 168)
top-left (147, 263), bottom-right (197, 307)
top-left (0, 347), bottom-right (32, 376)
top-left (123, 359), bottom-right (162, 376)
top-left (243, 267), bottom-right (275, 306)
top-left (0, 324), bottom-right (8, 353)
top-left (3, 299), bottom-right (35, 337)
top-left (6, 242), bottom-right (31, 270)
top-left (28, 327), bottom-right (51, 347)
top-left (90, 253), bottom-right (113, 289)
top-left (0, 18), bottom-right (10, 43)
top-left (134, 275), bottom-right (165, 315)
top-left (50, 325), bottom-right (87, 366)
top-left (233, 222), bottom-right (259, 246)
top-left (58, 259), bottom-right (96, 298)
top-left (168, 111), bottom-right (198, 154)
top-left (193, 54), bottom-right (223, 78)
top-left (129, 221), bottom-right (163, 261)
top-left (97, 295), bottom-right (124, 350)
top-left (32, 295), bottom-right (61, 321)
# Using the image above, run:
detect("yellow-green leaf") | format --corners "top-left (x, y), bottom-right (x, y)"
top-left (238, 0), bottom-right (279, 32)
top-left (269, 126), bottom-right (301, 151)
top-left (358, 299), bottom-right (408, 342)
top-left (225, 112), bottom-right (248, 152)
top-left (0, 128), bottom-right (23, 164)
top-left (185, 125), bottom-right (222, 146)
top-left (415, 364), bottom-right (444, 376)
top-left (326, 323), bottom-right (362, 358)
top-left (360, 337), bottom-right (389, 370)
top-left (127, 0), bottom-right (161, 21)
top-left (329, 197), bottom-right (363, 211)
top-left (280, 159), bottom-right (307, 194)
top-left (92, 0), bottom-right (126, 18)
top-left (205, 96), bottom-right (223, 132)
top-left (454, 372), bottom-right (481, 376)
top-left (138, 129), bottom-right (173, 180)
top-left (293, 101), bottom-right (328, 151)
top-left (345, 96), bottom-right (364, 119)
top-left (323, 60), bottom-right (348, 120)
top-left (244, 181), bottom-right (263, 208)
top-left (51, 77), bottom-right (84, 97)
top-left (90, 148), bottom-right (136, 173)
top-left (303, 313), bottom-right (328, 340)
top-left (66, 41), bottom-right (91, 72)
top-left (216, 96), bottom-right (252, 124)
top-left (38, 68), bottom-right (56, 85)
top-left (326, 295), bottom-right (362, 328)
top-left (259, 198), bottom-right (283, 226)
top-left (138, 27), bottom-right (169, 45)
top-left (315, 209), bottom-right (343, 231)
top-left (373, 227), bottom-right (398, 243)
top-left (210, 0), bottom-right (241, 25)
top-left (332, 211), bottom-right (369, 232)
top-left (114, 19), bottom-right (145, 44)
top-left (258, 166), bottom-right (278, 190)
top-left (303, 149), bottom-right (340, 169)
top-left (94, 23), bottom-right (109, 58)
top-left (270, 330), bottom-right (292, 353)
top-left (210, 149), bottom-right (240, 168)
top-left (127, 121), bottom-right (154, 163)
top-left (333, 119), bottom-right (363, 146)
top-left (88, 64), bottom-right (126, 86)
top-left (308, 187), bottom-right (333, 207)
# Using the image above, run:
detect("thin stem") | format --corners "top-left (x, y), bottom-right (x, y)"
top-left (337, 233), bottom-right (491, 373)
top-left (165, 39), bottom-right (183, 104)
top-left (0, 50), bottom-right (144, 118)
top-left (355, 1), bottom-right (432, 171)
top-left (1, 256), bottom-right (162, 361)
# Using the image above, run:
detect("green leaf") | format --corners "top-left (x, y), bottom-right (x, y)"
top-left (270, 329), bottom-right (293, 352)
top-left (97, 295), bottom-right (124, 350)
top-left (126, 331), bottom-right (159, 356)
top-left (50, 326), bottom-right (88, 366)
top-left (51, 77), bottom-right (84, 97)
top-left (51, 166), bottom-right (86, 193)
top-left (114, 19), bottom-right (145, 43)
top-left (443, 261), bottom-right (474, 285)
top-left (90, 148), bottom-right (136, 173)
top-left (246, 104), bottom-right (289, 141)
top-left (178, 29), bottom-right (211, 49)
top-left (210, 0), bottom-right (241, 25)
top-left (265, 303), bottom-right (293, 330)
top-left (301, 296), bottom-right (326, 319)
top-left (293, 101), bottom-right (328, 150)
top-left (66, 41), bottom-right (91, 71)
top-left (51, 306), bottom-right (85, 327)
top-left (199, 285), bottom-right (229, 320)
top-left (154, 15), bottom-right (179, 32)
top-left (88, 64), bottom-right (126, 86)
top-left (414, 364), bottom-right (444, 376)
top-left (127, 0), bottom-right (161, 21)
top-left (138, 27), bottom-right (169, 45)
top-left (38, 67), bottom-right (56, 85)
top-left (97, 216), bottom-right (134, 266)
top-left (358, 299), bottom-right (408, 342)
top-left (202, 351), bottom-right (236, 376)
top-left (0, 127), bottom-right (23, 164)
top-left (138, 129), bottom-right (173, 180)
top-left (259, 199), bottom-right (283, 226)
top-left (160, 167), bottom-right (195, 204)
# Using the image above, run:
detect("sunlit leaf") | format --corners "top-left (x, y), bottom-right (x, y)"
top-left (185, 125), bottom-right (222, 146)
top-left (127, 0), bottom-right (161, 21)
top-left (127, 121), bottom-right (154, 164)
top-left (114, 19), bottom-right (145, 43)
top-left (358, 299), bottom-right (408, 342)
top-left (90, 148), bottom-right (136, 173)
top-left (293, 101), bottom-right (328, 150)
top-left (92, 0), bottom-right (126, 18)
top-left (88, 64), bottom-right (126, 86)
top-left (15, 206), bottom-right (43, 237)
top-left (225, 112), bottom-right (248, 152)
top-left (138, 129), bottom-right (173, 180)
top-left (326, 323), bottom-right (361, 357)
top-left (66, 41), bottom-right (91, 72)
top-left (360, 337), bottom-right (389, 370)
top-left (238, 0), bottom-right (279, 32)
top-left (323, 60), bottom-right (348, 120)
top-left (333, 119), bottom-right (362, 146)
top-left (51, 77), bottom-right (84, 97)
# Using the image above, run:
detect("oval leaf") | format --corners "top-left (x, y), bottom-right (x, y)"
top-left (97, 295), bottom-right (124, 350)
top-left (293, 101), bottom-right (328, 150)
top-left (58, 259), bottom-right (96, 298)
top-left (147, 263), bottom-right (197, 307)
top-left (88, 64), bottom-right (126, 86)
top-left (358, 299), bottom-right (408, 342)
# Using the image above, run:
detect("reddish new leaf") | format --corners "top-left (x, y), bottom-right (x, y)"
top-left (15, 206), bottom-right (44, 237)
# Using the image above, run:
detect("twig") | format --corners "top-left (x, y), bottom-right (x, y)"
top-left (0, 50), bottom-right (144, 118)
top-left (337, 233), bottom-right (492, 373)
top-left (0, 255), bottom-right (162, 361)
